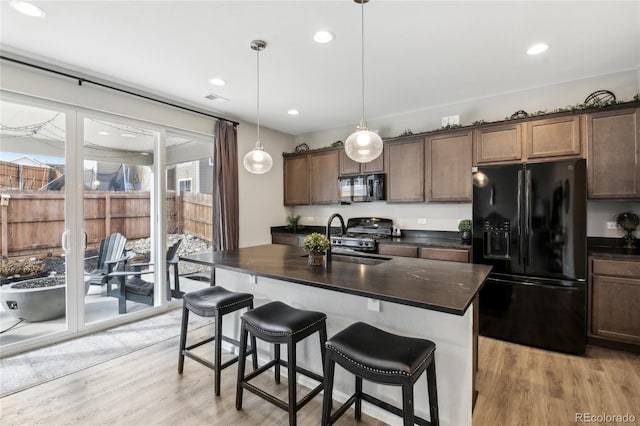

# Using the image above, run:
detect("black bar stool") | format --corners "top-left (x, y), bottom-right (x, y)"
top-left (178, 286), bottom-right (257, 396)
top-left (321, 322), bottom-right (439, 426)
top-left (235, 301), bottom-right (327, 426)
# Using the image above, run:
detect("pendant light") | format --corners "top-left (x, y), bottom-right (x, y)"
top-left (243, 40), bottom-right (273, 174)
top-left (344, 0), bottom-right (383, 163)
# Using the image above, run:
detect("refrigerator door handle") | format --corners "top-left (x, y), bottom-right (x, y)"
top-left (525, 169), bottom-right (532, 266)
top-left (517, 170), bottom-right (523, 265)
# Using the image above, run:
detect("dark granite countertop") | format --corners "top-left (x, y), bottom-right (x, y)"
top-left (588, 237), bottom-right (640, 260)
top-left (209, 244), bottom-right (492, 316)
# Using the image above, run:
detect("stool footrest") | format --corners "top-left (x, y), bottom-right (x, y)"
top-left (360, 393), bottom-right (431, 426)
top-left (328, 393), bottom-right (358, 424)
top-left (182, 346), bottom-right (256, 372)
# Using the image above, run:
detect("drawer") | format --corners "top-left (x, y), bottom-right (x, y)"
top-left (272, 234), bottom-right (300, 247)
top-left (377, 244), bottom-right (418, 258)
top-left (592, 258), bottom-right (640, 278)
top-left (419, 247), bottom-right (470, 263)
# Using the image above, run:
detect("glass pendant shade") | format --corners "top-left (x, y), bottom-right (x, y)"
top-left (243, 140), bottom-right (273, 174)
top-left (345, 123), bottom-right (383, 163)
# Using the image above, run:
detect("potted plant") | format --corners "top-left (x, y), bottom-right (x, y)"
top-left (458, 219), bottom-right (472, 242)
top-left (286, 214), bottom-right (303, 233)
top-left (303, 232), bottom-right (330, 266)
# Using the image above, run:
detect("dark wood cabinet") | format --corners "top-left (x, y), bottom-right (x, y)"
top-left (309, 150), bottom-right (339, 204)
top-left (385, 138), bottom-right (424, 202)
top-left (377, 244), bottom-right (418, 257)
top-left (586, 107), bottom-right (640, 199)
top-left (473, 123), bottom-right (523, 165)
top-left (525, 115), bottom-right (582, 160)
top-left (419, 247), bottom-right (469, 263)
top-left (589, 257), bottom-right (640, 348)
top-left (425, 131), bottom-right (472, 202)
top-left (283, 155), bottom-right (309, 206)
top-left (339, 149), bottom-right (384, 175)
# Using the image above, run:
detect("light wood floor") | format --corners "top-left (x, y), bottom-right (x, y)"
top-left (1, 325), bottom-right (639, 426)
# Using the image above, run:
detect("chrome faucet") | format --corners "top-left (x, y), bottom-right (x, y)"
top-left (326, 213), bottom-right (346, 264)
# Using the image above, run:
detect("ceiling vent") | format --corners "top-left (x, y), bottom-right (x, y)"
top-left (204, 93), bottom-right (230, 103)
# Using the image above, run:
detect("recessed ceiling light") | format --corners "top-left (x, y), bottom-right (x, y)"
top-left (287, 109), bottom-right (300, 116)
top-left (9, 0), bottom-right (45, 18)
top-left (313, 30), bottom-right (334, 44)
top-left (98, 131), bottom-right (110, 136)
top-left (208, 78), bottom-right (226, 86)
top-left (526, 43), bottom-right (549, 55)
top-left (121, 133), bottom-right (136, 138)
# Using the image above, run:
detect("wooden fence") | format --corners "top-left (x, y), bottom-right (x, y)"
top-left (0, 190), bottom-right (213, 257)
top-left (0, 160), bottom-right (60, 190)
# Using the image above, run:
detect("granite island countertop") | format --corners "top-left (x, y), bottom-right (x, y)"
top-left (210, 244), bottom-right (492, 315)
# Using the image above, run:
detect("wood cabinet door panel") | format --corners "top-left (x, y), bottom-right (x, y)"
top-left (272, 234), bottom-right (300, 246)
top-left (377, 244), bottom-right (418, 257)
top-left (426, 131), bottom-right (472, 202)
top-left (283, 156), bottom-right (309, 205)
top-left (587, 108), bottom-right (640, 198)
top-left (526, 115), bottom-right (581, 160)
top-left (419, 247), bottom-right (470, 263)
top-left (591, 275), bottom-right (640, 344)
top-left (339, 149), bottom-right (361, 175)
top-left (385, 138), bottom-right (424, 202)
top-left (473, 123), bottom-right (523, 164)
top-left (592, 258), bottom-right (640, 277)
top-left (309, 150), bottom-right (339, 204)
top-left (362, 150), bottom-right (385, 173)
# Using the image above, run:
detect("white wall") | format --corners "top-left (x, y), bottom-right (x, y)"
top-left (237, 122), bottom-right (294, 247)
top-left (292, 70), bottom-right (640, 235)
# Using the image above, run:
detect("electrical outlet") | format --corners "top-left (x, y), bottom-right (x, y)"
top-left (367, 298), bottom-right (381, 312)
top-left (418, 218), bottom-right (427, 225)
top-left (606, 221), bottom-right (617, 230)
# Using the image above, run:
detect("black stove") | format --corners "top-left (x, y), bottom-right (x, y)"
top-left (330, 217), bottom-right (393, 252)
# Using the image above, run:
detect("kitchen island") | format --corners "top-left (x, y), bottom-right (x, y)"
top-left (207, 244), bottom-right (491, 426)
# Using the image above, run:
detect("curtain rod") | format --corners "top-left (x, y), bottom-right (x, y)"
top-left (0, 55), bottom-right (240, 127)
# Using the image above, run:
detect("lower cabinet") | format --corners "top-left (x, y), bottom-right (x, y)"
top-left (272, 234), bottom-right (303, 247)
top-left (419, 247), bottom-right (470, 263)
top-left (589, 257), bottom-right (640, 348)
top-left (378, 244), bottom-right (470, 263)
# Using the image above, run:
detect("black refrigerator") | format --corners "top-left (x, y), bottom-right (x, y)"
top-left (472, 159), bottom-right (587, 354)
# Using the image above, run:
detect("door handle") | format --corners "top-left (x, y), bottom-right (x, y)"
top-left (525, 169), bottom-right (532, 266)
top-left (517, 170), bottom-right (522, 265)
top-left (61, 230), bottom-right (71, 254)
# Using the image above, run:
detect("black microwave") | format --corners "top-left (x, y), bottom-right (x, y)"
top-left (338, 174), bottom-right (385, 202)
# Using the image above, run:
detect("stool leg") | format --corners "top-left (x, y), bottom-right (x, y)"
top-left (321, 354), bottom-right (335, 426)
top-left (355, 376), bottom-right (363, 420)
top-left (166, 267), bottom-right (171, 301)
top-left (174, 263), bottom-right (180, 295)
top-left (249, 302), bottom-right (258, 371)
top-left (287, 337), bottom-right (297, 426)
top-left (274, 344), bottom-right (281, 384)
top-left (318, 324), bottom-right (327, 373)
top-left (214, 308), bottom-right (223, 396)
top-left (401, 382), bottom-right (415, 426)
top-left (178, 305), bottom-right (189, 373)
top-left (236, 324), bottom-right (248, 410)
top-left (427, 358), bottom-right (439, 426)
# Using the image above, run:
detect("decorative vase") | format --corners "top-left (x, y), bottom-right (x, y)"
top-left (307, 252), bottom-right (324, 266)
top-left (461, 231), bottom-right (471, 241)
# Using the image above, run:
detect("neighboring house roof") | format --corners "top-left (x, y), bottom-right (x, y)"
top-left (11, 156), bottom-right (49, 168)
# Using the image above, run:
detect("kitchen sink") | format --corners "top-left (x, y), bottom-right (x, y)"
top-left (300, 253), bottom-right (390, 266)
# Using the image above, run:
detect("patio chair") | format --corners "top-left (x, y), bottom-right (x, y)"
top-left (84, 233), bottom-right (129, 288)
top-left (108, 240), bottom-right (182, 314)
top-left (166, 239), bottom-right (183, 299)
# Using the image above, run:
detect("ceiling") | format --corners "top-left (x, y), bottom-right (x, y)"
top-left (1, 1), bottom-right (638, 137)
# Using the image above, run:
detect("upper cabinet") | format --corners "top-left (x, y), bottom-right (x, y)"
top-left (473, 115), bottom-right (583, 165)
top-left (309, 150), bottom-right (339, 204)
top-left (425, 130), bottom-right (472, 202)
top-left (385, 138), bottom-right (425, 202)
top-left (586, 107), bottom-right (640, 199)
top-left (339, 148), bottom-right (385, 175)
top-left (283, 155), bottom-right (309, 206)
top-left (473, 122), bottom-right (523, 165)
top-left (526, 115), bottom-right (582, 160)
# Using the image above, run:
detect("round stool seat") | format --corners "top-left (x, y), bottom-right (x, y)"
top-left (326, 322), bottom-right (435, 378)
top-left (242, 301), bottom-right (326, 337)
top-left (183, 286), bottom-right (253, 317)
